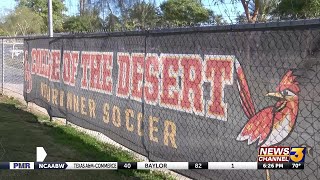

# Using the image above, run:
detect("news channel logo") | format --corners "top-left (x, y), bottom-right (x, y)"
top-left (258, 146), bottom-right (306, 163)
top-left (289, 147), bottom-right (306, 163)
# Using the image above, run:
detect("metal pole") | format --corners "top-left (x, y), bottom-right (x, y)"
top-left (1, 39), bottom-right (4, 94)
top-left (48, 0), bottom-right (53, 37)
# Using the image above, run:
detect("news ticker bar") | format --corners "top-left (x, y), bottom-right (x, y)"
top-left (0, 162), bottom-right (304, 170)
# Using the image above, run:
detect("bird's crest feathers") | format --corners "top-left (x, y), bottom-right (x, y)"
top-left (277, 70), bottom-right (300, 94)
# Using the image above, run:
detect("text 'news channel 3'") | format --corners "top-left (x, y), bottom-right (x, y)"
top-left (258, 146), bottom-right (306, 169)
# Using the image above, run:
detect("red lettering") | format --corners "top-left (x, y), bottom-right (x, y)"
top-left (70, 52), bottom-right (79, 85)
top-left (116, 53), bottom-right (130, 97)
top-left (160, 55), bottom-right (180, 108)
top-left (63, 52), bottom-right (71, 83)
top-left (63, 51), bottom-right (79, 86)
top-left (24, 50), bottom-right (32, 93)
top-left (131, 53), bottom-right (144, 101)
top-left (42, 49), bottom-right (50, 78)
top-left (180, 55), bottom-right (204, 114)
top-left (205, 56), bottom-right (233, 121)
top-left (144, 54), bottom-right (159, 105)
top-left (81, 52), bottom-right (90, 89)
top-left (39, 49), bottom-right (45, 76)
top-left (90, 54), bottom-right (102, 90)
top-left (101, 53), bottom-right (113, 94)
top-left (37, 50), bottom-right (43, 75)
top-left (31, 49), bottom-right (38, 74)
top-left (50, 50), bottom-right (60, 81)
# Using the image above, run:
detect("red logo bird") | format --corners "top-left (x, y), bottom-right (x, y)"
top-left (235, 60), bottom-right (300, 147)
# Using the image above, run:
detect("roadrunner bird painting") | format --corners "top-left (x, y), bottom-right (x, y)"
top-left (235, 60), bottom-right (300, 180)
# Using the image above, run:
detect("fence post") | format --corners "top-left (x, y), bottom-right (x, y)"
top-left (48, 0), bottom-right (53, 37)
top-left (1, 38), bottom-right (4, 95)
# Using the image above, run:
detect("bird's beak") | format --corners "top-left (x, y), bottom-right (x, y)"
top-left (266, 92), bottom-right (286, 112)
top-left (265, 92), bottom-right (284, 100)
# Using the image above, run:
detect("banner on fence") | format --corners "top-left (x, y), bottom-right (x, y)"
top-left (23, 28), bottom-right (319, 180)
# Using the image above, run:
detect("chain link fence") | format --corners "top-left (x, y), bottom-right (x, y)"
top-left (1, 20), bottom-right (320, 180)
top-left (0, 38), bottom-right (24, 100)
top-left (0, 35), bottom-right (190, 180)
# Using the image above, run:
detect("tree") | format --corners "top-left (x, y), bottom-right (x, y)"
top-left (88, 0), bottom-right (140, 29)
top-left (236, 14), bottom-right (247, 23)
top-left (160, 0), bottom-right (210, 26)
top-left (126, 1), bottom-right (160, 29)
top-left (81, 0), bottom-right (161, 30)
top-left (273, 0), bottom-right (320, 19)
top-left (1, 7), bottom-right (45, 59)
top-left (257, 0), bottom-right (279, 21)
top-left (63, 9), bottom-right (103, 32)
top-left (105, 13), bottom-right (121, 31)
top-left (79, 0), bottom-right (89, 15)
top-left (1, 7), bottom-right (44, 36)
top-left (92, 0), bottom-right (136, 24)
top-left (214, 0), bottom-right (279, 23)
top-left (16, 0), bottom-right (67, 32)
top-left (0, 28), bottom-right (6, 36)
top-left (208, 10), bottom-right (227, 25)
top-left (240, 0), bottom-right (260, 23)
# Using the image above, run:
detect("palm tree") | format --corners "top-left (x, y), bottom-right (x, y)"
top-left (248, 0), bottom-right (280, 22)
top-left (105, 13), bottom-right (121, 31)
top-left (236, 14), bottom-right (247, 23)
top-left (208, 10), bottom-right (226, 25)
top-left (214, 14), bottom-right (226, 25)
top-left (127, 1), bottom-right (159, 29)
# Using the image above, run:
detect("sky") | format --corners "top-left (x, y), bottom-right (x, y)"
top-left (0, 0), bottom-right (16, 15)
top-left (0, 0), bottom-right (243, 23)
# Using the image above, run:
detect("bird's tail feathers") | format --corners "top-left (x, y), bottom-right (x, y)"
top-left (235, 60), bottom-right (256, 118)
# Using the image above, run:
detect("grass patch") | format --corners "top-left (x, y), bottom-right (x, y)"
top-left (0, 95), bottom-right (175, 180)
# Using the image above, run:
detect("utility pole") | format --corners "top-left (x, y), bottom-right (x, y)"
top-left (1, 39), bottom-right (4, 94)
top-left (80, 0), bottom-right (87, 16)
top-left (48, 0), bottom-right (53, 37)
